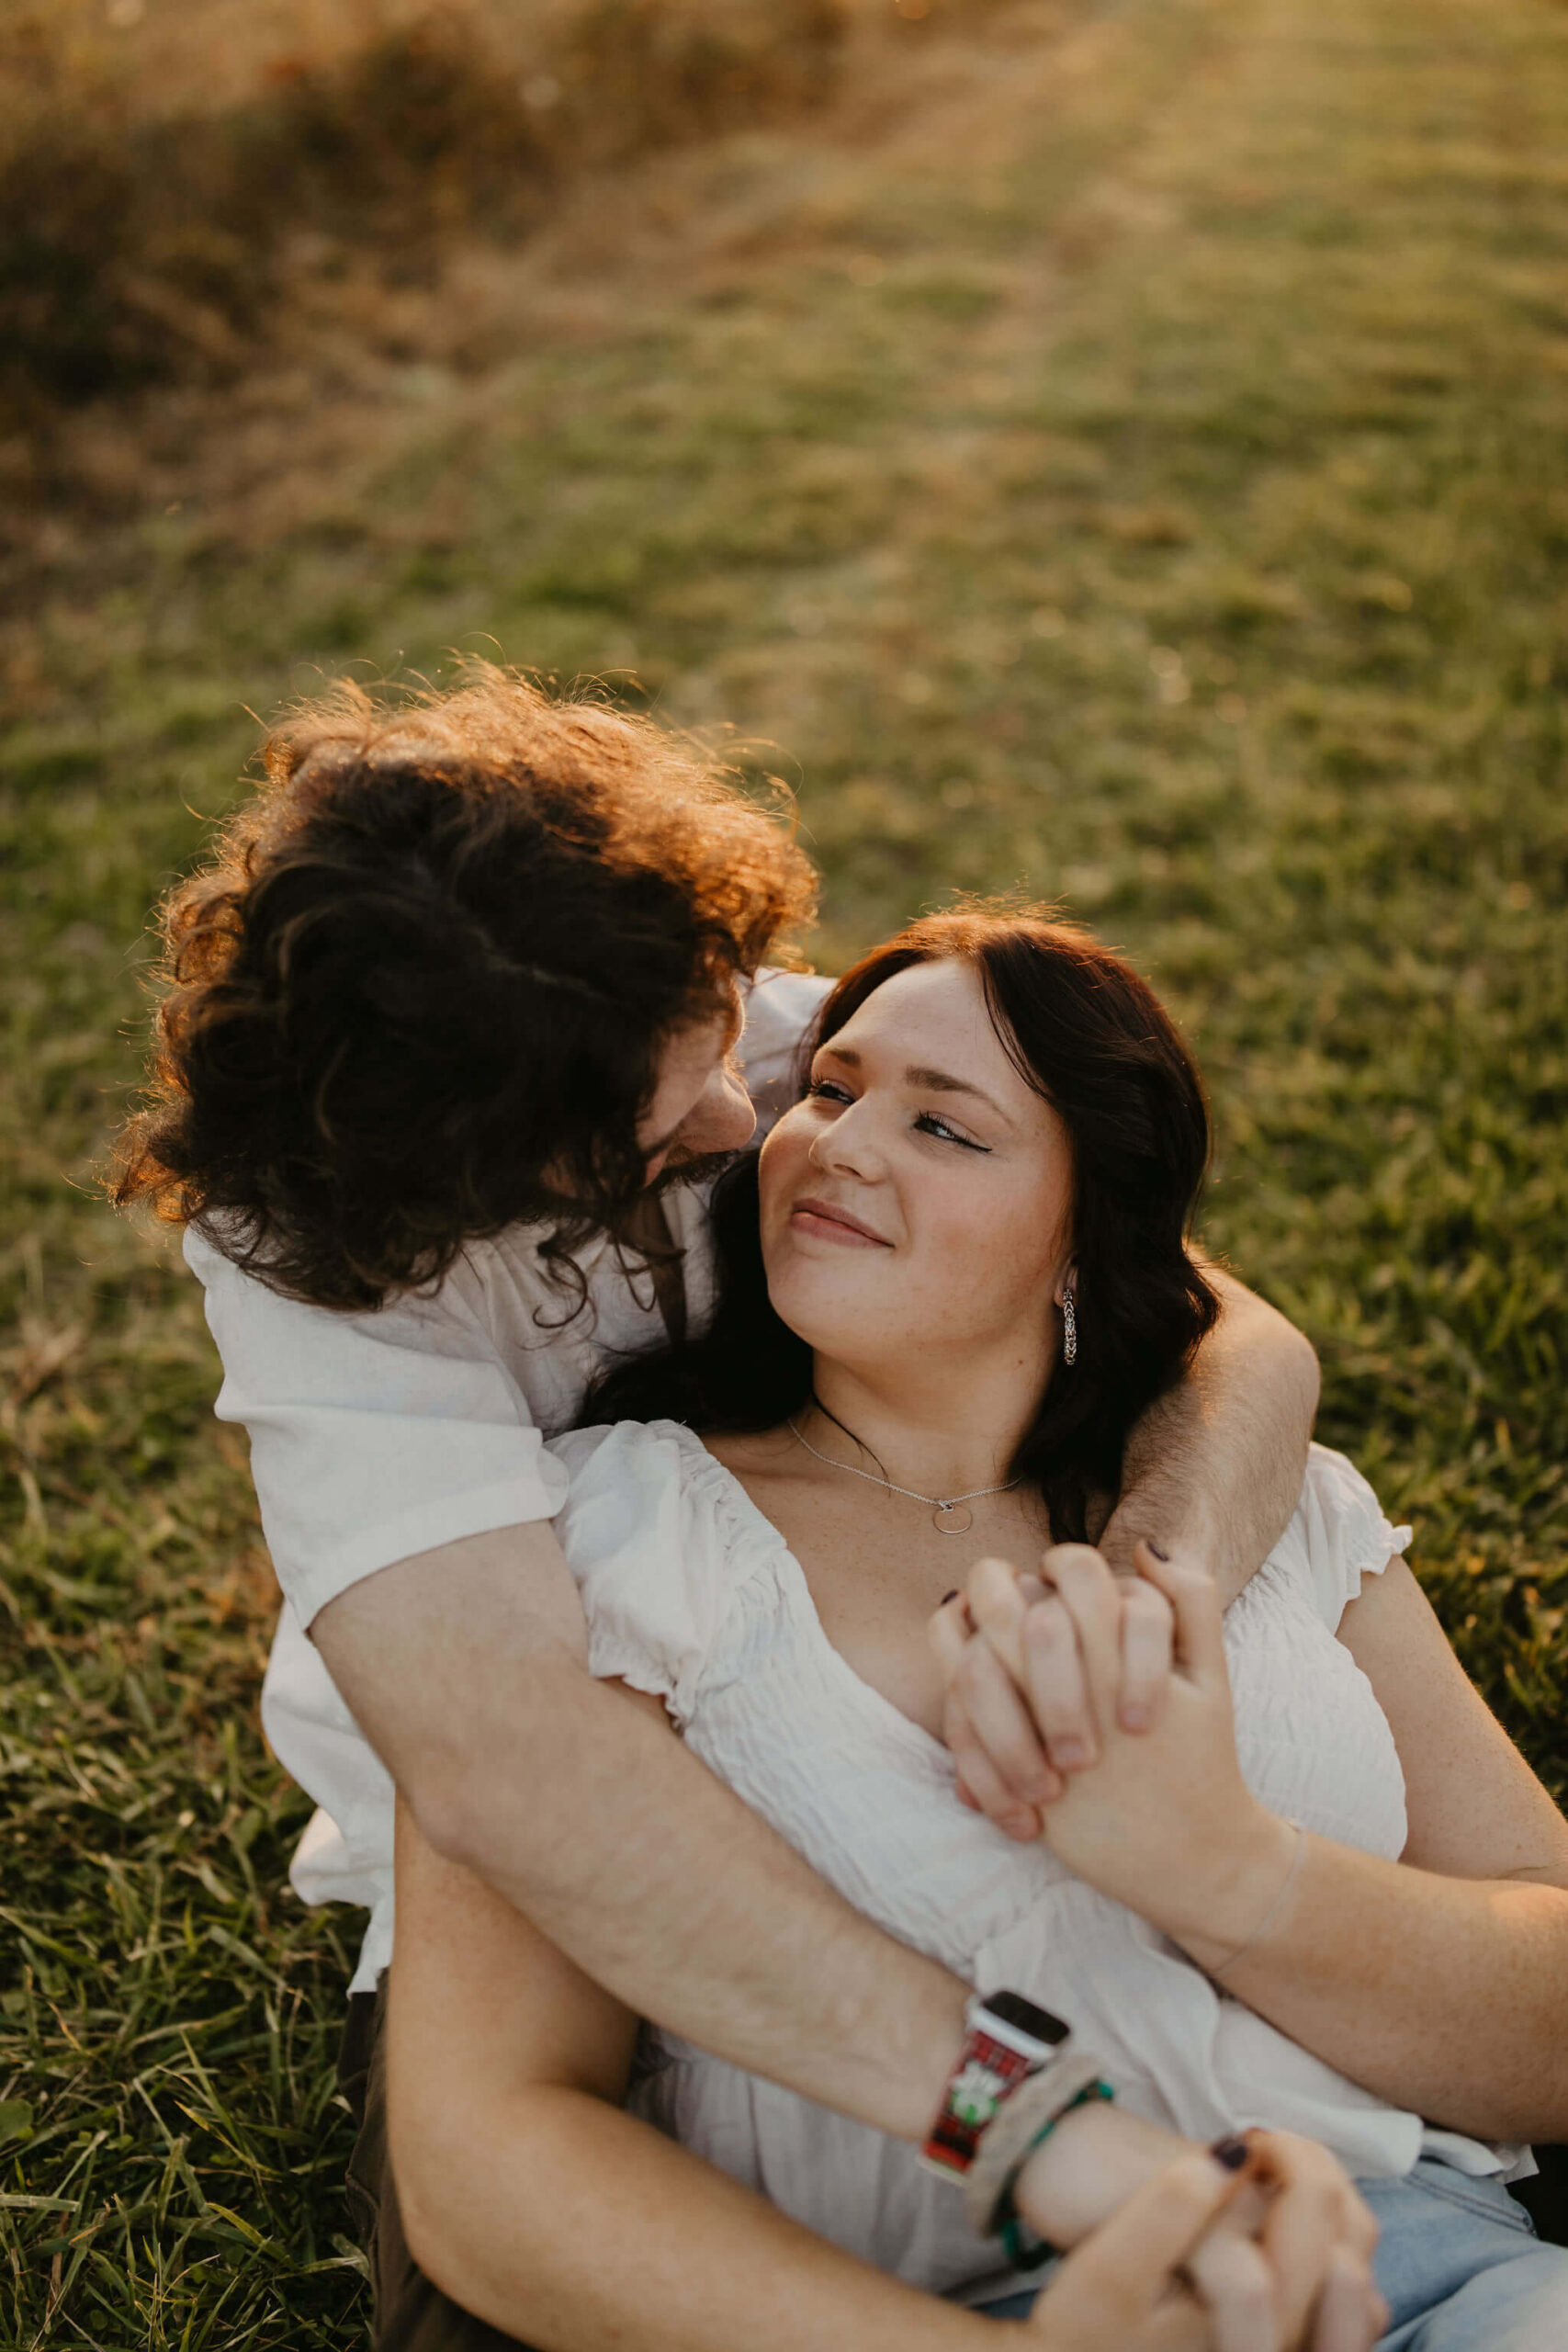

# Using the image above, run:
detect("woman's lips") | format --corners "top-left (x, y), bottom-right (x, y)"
top-left (788, 1196), bottom-right (892, 1248)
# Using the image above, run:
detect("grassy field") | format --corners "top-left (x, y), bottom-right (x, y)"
top-left (4, 0), bottom-right (1568, 2341)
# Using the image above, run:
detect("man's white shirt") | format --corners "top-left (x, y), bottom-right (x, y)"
top-left (186, 968), bottom-right (830, 1992)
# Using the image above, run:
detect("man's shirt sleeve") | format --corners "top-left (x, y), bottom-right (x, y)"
top-left (186, 1227), bottom-right (567, 1631)
top-left (738, 967), bottom-right (835, 1133)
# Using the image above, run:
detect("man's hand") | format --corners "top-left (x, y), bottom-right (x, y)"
top-left (1019, 2120), bottom-right (1384, 2352)
top-left (928, 1552), bottom-right (1181, 1839)
top-left (1103, 1269), bottom-right (1319, 1607)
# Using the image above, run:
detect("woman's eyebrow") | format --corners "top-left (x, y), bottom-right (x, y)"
top-left (820, 1044), bottom-right (1010, 1124)
top-left (903, 1062), bottom-right (1010, 1121)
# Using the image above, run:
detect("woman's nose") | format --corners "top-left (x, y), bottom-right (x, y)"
top-left (807, 1098), bottom-right (882, 1180)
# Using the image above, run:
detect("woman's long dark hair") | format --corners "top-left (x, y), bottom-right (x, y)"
top-left (585, 908), bottom-right (1220, 1541)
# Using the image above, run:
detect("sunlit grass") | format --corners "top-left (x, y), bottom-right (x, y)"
top-left (4, 0), bottom-right (1566, 2339)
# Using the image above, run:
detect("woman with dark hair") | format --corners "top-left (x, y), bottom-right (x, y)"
top-left (589, 907), bottom-right (1223, 1552)
top-left (376, 905), bottom-right (1445, 2351)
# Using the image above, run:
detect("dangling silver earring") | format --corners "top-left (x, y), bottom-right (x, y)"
top-left (1061, 1283), bottom-right (1077, 1367)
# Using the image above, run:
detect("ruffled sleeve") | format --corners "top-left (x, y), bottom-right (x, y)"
top-left (1287, 1443), bottom-right (1413, 1632)
top-left (549, 1420), bottom-right (735, 1727)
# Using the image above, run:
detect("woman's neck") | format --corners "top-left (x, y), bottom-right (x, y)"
top-left (807, 1348), bottom-right (1049, 1502)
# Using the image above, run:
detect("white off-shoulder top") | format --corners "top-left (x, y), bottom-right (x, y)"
top-left (548, 1427), bottom-right (1511, 2303)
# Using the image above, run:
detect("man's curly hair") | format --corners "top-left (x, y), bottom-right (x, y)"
top-left (112, 664), bottom-right (817, 1310)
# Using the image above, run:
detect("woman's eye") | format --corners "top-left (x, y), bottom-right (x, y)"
top-left (914, 1112), bottom-right (987, 1151)
top-left (807, 1077), bottom-right (854, 1106)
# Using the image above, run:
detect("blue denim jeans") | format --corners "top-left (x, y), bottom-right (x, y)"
top-left (975, 2159), bottom-right (1568, 2347)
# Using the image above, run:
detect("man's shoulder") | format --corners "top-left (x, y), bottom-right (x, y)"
top-left (738, 967), bottom-right (833, 1132)
top-left (739, 968), bottom-right (831, 1067)
top-left (183, 1216), bottom-right (511, 1348)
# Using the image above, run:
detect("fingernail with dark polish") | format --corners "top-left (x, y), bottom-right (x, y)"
top-left (1146, 1543), bottom-right (1170, 1562)
top-left (1208, 2134), bottom-right (1249, 2172)
top-left (940, 1589), bottom-right (958, 1607)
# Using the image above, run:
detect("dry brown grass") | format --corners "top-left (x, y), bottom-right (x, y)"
top-left (3, 0), bottom-right (1046, 441)
top-left (2, 0), bottom-right (1075, 597)
top-left (2, 0), bottom-right (863, 426)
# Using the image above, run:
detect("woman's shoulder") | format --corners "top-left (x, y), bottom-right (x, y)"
top-left (552, 1419), bottom-right (798, 1519)
top-left (547, 1419), bottom-right (784, 1722)
top-left (549, 1413), bottom-right (691, 1473)
top-left (1264, 1443), bottom-right (1414, 1633)
top-left (550, 1417), bottom-right (739, 1544)
top-left (552, 1411), bottom-right (784, 1599)
top-left (552, 1416), bottom-right (760, 1502)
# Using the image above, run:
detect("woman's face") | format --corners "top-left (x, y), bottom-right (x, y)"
top-left (759, 957), bottom-right (1074, 1374)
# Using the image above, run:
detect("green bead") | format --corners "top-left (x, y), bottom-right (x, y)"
top-left (952, 2087), bottom-right (999, 2126)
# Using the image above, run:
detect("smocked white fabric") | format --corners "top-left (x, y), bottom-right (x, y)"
top-left (550, 1426), bottom-right (1511, 2302)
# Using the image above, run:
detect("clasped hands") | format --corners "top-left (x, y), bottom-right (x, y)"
top-left (929, 1543), bottom-right (1385, 2351)
top-left (928, 1537), bottom-right (1287, 1948)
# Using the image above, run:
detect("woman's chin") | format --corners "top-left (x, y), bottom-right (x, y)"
top-left (764, 1269), bottom-right (897, 1365)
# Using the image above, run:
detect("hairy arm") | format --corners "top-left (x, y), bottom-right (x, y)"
top-left (389, 1788), bottom-right (1316, 2352)
top-left (315, 1523), bottom-right (966, 2139)
top-left (1100, 1269), bottom-right (1319, 1601)
top-left (387, 1791), bottom-right (998, 2352)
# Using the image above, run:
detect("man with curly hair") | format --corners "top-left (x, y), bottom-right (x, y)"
top-left (117, 666), bottom-right (1322, 2349)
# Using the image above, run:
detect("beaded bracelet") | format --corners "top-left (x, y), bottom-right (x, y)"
top-left (962, 2055), bottom-right (1116, 2270)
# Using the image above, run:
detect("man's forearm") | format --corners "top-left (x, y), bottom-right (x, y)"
top-left (399, 2074), bottom-right (1000, 2352)
top-left (316, 1529), bottom-right (968, 2135)
top-left (390, 1803), bottom-right (992, 2352)
top-left (427, 1656), bottom-right (968, 2139)
top-left (1101, 1270), bottom-right (1319, 1602)
top-left (320, 1514), bottom-right (968, 2144)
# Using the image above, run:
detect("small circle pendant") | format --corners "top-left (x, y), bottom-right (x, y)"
top-left (933, 1501), bottom-right (974, 1535)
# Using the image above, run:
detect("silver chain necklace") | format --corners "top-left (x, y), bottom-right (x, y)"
top-left (785, 1413), bottom-right (1020, 1535)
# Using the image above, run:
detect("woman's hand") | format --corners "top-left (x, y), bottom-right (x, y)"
top-left (934, 1544), bottom-right (1292, 1950)
top-left (1016, 2132), bottom-right (1385, 2352)
top-left (931, 1553), bottom-right (1184, 1839)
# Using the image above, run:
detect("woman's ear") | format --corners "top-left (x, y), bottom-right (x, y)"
top-left (1053, 1263), bottom-right (1077, 1310)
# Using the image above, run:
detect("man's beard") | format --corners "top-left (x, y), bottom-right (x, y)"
top-left (646, 1143), bottom-right (748, 1198)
